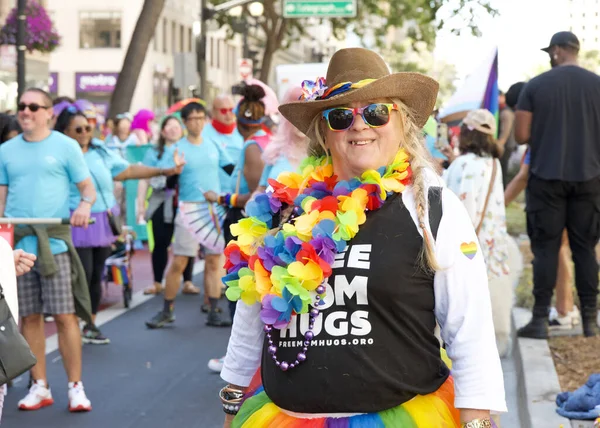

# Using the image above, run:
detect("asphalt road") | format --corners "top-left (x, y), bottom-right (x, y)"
top-left (2, 287), bottom-right (231, 428)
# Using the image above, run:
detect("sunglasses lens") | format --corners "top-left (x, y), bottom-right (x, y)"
top-left (327, 109), bottom-right (354, 130)
top-left (17, 103), bottom-right (26, 111)
top-left (363, 104), bottom-right (390, 127)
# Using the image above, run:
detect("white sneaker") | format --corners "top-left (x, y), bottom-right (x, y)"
top-left (549, 306), bottom-right (581, 330)
top-left (68, 382), bottom-right (92, 412)
top-left (18, 380), bottom-right (54, 411)
top-left (208, 356), bottom-right (225, 373)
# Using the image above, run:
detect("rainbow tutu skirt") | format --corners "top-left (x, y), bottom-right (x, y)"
top-left (232, 373), bottom-right (460, 428)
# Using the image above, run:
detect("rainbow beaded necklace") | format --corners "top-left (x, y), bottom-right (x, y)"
top-left (223, 149), bottom-right (412, 371)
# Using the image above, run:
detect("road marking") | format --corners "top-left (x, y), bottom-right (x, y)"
top-left (44, 260), bottom-right (205, 355)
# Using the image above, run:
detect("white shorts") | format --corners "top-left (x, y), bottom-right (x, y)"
top-left (172, 212), bottom-right (200, 257)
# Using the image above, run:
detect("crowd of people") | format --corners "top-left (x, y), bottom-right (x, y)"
top-left (0, 30), bottom-right (599, 428)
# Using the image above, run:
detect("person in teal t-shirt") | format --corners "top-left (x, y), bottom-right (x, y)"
top-left (56, 106), bottom-right (184, 345)
top-left (146, 102), bottom-right (234, 330)
top-left (203, 95), bottom-right (244, 194)
top-left (0, 88), bottom-right (97, 412)
top-left (137, 115), bottom-right (197, 296)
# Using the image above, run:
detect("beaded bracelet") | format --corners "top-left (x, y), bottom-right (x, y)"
top-left (217, 193), bottom-right (238, 208)
top-left (218, 193), bottom-right (231, 206)
top-left (219, 385), bottom-right (244, 415)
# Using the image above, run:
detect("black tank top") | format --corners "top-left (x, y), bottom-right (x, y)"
top-left (261, 193), bottom-right (449, 413)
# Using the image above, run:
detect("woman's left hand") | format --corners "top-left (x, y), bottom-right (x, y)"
top-left (14, 250), bottom-right (36, 277)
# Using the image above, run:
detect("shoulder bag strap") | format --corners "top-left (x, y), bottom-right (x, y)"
top-left (475, 159), bottom-right (497, 235)
top-left (428, 186), bottom-right (443, 241)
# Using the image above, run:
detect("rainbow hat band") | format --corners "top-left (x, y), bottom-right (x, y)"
top-left (300, 78), bottom-right (376, 102)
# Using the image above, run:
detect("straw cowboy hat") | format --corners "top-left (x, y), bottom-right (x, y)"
top-left (278, 48), bottom-right (439, 135)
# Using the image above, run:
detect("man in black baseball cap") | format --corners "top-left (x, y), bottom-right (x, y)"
top-left (541, 31), bottom-right (580, 68)
top-left (541, 31), bottom-right (580, 52)
top-left (514, 28), bottom-right (600, 339)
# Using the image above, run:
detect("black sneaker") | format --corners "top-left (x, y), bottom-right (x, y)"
top-left (206, 310), bottom-right (232, 327)
top-left (145, 311), bottom-right (175, 329)
top-left (82, 324), bottom-right (110, 345)
top-left (517, 316), bottom-right (549, 339)
top-left (581, 308), bottom-right (600, 337)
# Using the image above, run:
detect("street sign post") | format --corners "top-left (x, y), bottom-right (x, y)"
top-left (283, 0), bottom-right (356, 18)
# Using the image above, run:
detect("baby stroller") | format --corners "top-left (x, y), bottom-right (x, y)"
top-left (103, 226), bottom-right (135, 308)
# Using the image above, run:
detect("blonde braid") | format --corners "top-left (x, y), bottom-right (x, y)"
top-left (306, 99), bottom-right (439, 272)
top-left (392, 99), bottom-right (440, 272)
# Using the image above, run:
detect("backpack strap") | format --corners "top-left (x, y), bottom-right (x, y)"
top-left (428, 186), bottom-right (443, 241)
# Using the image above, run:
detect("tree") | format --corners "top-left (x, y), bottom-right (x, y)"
top-left (212, 0), bottom-right (497, 83)
top-left (580, 50), bottom-right (600, 73)
top-left (108, 0), bottom-right (165, 118)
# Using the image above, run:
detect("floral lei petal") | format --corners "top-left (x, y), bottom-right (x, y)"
top-left (223, 149), bottom-right (412, 329)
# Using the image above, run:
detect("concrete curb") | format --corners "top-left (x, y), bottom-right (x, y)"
top-left (513, 307), bottom-right (571, 428)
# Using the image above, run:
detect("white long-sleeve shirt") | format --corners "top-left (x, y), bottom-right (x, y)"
top-left (221, 169), bottom-right (507, 414)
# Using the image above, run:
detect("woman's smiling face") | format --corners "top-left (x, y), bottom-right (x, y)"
top-left (324, 99), bottom-right (403, 180)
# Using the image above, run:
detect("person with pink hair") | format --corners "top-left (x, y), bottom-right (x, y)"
top-left (130, 108), bottom-right (155, 145)
top-left (257, 86), bottom-right (309, 191)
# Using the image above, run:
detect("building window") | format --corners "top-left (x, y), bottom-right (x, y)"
top-left (163, 19), bottom-right (168, 53)
top-left (79, 11), bottom-right (121, 48)
top-left (217, 40), bottom-right (222, 68)
top-left (188, 28), bottom-right (193, 53)
top-left (171, 21), bottom-right (176, 54)
top-left (179, 25), bottom-right (184, 53)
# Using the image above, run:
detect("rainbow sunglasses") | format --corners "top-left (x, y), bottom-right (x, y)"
top-left (321, 103), bottom-right (398, 132)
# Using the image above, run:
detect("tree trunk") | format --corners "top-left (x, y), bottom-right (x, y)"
top-left (258, 17), bottom-right (287, 84)
top-left (258, 38), bottom-right (277, 83)
top-left (108, 0), bottom-right (165, 118)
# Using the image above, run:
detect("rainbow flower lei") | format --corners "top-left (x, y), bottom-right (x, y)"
top-left (223, 149), bottom-right (412, 325)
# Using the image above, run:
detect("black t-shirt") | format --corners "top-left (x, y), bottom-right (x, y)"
top-left (517, 65), bottom-right (600, 182)
top-left (261, 193), bottom-right (449, 413)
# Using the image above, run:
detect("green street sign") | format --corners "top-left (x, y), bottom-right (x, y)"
top-left (283, 0), bottom-right (357, 18)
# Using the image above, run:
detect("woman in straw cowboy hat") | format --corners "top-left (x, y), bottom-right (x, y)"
top-left (217, 48), bottom-right (506, 428)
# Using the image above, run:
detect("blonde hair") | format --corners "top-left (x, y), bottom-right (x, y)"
top-left (307, 100), bottom-right (439, 272)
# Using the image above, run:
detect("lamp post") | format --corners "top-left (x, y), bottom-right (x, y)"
top-left (197, 0), bottom-right (263, 100)
top-left (16, 0), bottom-right (26, 102)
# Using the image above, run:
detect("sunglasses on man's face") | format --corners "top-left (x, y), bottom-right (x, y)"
top-left (321, 103), bottom-right (399, 132)
top-left (75, 125), bottom-right (92, 134)
top-left (18, 103), bottom-right (50, 113)
top-left (218, 108), bottom-right (234, 115)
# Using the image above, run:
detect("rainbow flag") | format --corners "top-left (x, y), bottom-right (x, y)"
top-left (111, 265), bottom-right (130, 286)
top-left (482, 49), bottom-right (499, 138)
